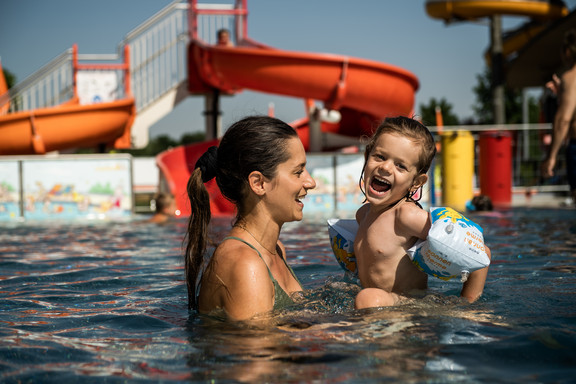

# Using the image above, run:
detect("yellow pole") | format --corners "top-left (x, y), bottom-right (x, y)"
top-left (441, 131), bottom-right (474, 211)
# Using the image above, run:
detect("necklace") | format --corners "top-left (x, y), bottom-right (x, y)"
top-left (236, 225), bottom-right (278, 255)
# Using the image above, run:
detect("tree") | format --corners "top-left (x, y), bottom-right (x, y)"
top-left (419, 97), bottom-right (460, 126)
top-left (117, 132), bottom-right (206, 157)
top-left (472, 67), bottom-right (540, 124)
top-left (2, 67), bottom-right (17, 89)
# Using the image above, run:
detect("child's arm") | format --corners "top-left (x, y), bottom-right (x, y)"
top-left (460, 246), bottom-right (491, 302)
top-left (396, 202), bottom-right (431, 240)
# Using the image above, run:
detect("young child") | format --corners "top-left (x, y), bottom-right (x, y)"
top-left (354, 116), bottom-right (490, 309)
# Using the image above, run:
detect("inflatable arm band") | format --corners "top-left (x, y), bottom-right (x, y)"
top-left (327, 207), bottom-right (490, 281)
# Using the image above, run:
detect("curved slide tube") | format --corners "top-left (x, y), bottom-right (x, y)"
top-left (157, 38), bottom-right (420, 215)
top-left (188, 39), bottom-right (419, 140)
top-left (0, 56), bottom-right (135, 155)
top-left (425, 0), bottom-right (568, 21)
top-left (426, 0), bottom-right (569, 68)
top-left (0, 97), bottom-right (135, 155)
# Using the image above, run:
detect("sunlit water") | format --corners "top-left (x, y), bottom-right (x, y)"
top-left (1, 208), bottom-right (576, 383)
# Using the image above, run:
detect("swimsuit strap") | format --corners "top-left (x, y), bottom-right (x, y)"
top-left (222, 236), bottom-right (300, 283)
top-left (223, 236), bottom-right (274, 280)
top-left (222, 236), bottom-right (299, 310)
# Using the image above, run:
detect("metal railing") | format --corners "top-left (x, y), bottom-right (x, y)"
top-left (121, 0), bottom-right (190, 112)
top-left (428, 123), bottom-right (569, 191)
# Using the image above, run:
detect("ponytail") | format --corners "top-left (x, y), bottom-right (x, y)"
top-left (184, 147), bottom-right (218, 310)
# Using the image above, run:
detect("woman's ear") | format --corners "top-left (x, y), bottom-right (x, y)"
top-left (411, 174), bottom-right (428, 192)
top-left (248, 171), bottom-right (267, 196)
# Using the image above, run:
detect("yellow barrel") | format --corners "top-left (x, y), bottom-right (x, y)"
top-left (441, 131), bottom-right (474, 211)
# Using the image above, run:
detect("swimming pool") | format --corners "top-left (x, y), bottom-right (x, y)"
top-left (1, 208), bottom-right (575, 383)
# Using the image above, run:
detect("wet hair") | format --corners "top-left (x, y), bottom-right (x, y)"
top-left (217, 28), bottom-right (230, 38)
top-left (360, 116), bottom-right (437, 200)
top-left (184, 115), bottom-right (298, 310)
top-left (152, 192), bottom-right (174, 214)
top-left (471, 195), bottom-right (493, 211)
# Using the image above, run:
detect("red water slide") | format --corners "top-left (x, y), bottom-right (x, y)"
top-left (158, 8), bottom-right (420, 216)
top-left (159, 0), bottom-right (420, 216)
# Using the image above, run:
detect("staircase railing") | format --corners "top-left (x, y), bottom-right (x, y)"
top-left (120, 0), bottom-right (190, 112)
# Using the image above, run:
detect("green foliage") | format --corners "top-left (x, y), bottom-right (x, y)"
top-left (3, 67), bottom-right (17, 89)
top-left (472, 67), bottom-right (540, 124)
top-left (419, 97), bottom-right (460, 126)
top-left (118, 132), bottom-right (206, 157)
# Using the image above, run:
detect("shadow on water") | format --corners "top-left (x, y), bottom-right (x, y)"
top-left (1, 208), bottom-right (576, 382)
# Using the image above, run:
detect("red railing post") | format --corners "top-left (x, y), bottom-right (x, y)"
top-left (124, 45), bottom-right (131, 97)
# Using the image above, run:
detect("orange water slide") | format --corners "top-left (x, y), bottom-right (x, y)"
top-left (188, 39), bottom-right (419, 142)
top-left (0, 46), bottom-right (135, 155)
top-left (0, 98), bottom-right (135, 155)
top-left (158, 35), bottom-right (420, 216)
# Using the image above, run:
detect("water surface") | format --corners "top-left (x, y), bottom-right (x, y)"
top-left (1, 209), bottom-right (575, 383)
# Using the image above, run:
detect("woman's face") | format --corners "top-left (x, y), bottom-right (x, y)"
top-left (266, 137), bottom-right (316, 222)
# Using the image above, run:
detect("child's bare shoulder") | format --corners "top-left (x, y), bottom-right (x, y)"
top-left (395, 200), bottom-right (430, 234)
top-left (356, 203), bottom-right (370, 223)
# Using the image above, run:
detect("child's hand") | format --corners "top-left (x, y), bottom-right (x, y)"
top-left (460, 246), bottom-right (491, 302)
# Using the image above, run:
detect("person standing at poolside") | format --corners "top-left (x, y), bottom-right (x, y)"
top-left (542, 28), bottom-right (576, 207)
top-left (184, 116), bottom-right (316, 320)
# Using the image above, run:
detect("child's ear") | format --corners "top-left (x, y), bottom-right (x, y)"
top-left (411, 174), bottom-right (428, 192)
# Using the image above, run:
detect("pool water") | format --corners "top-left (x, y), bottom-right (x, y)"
top-left (1, 208), bottom-right (575, 383)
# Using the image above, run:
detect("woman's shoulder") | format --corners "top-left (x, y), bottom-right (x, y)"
top-left (212, 237), bottom-right (271, 278)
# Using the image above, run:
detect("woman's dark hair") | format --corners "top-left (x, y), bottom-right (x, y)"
top-left (563, 28), bottom-right (576, 60)
top-left (184, 115), bottom-right (298, 310)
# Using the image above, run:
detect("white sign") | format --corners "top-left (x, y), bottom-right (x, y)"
top-left (76, 71), bottom-right (118, 105)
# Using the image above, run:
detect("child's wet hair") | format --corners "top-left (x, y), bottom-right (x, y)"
top-left (364, 116), bottom-right (436, 174)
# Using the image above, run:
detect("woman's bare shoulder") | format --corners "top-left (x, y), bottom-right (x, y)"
top-left (211, 238), bottom-right (270, 281)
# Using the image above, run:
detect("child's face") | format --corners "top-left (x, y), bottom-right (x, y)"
top-left (363, 132), bottom-right (427, 209)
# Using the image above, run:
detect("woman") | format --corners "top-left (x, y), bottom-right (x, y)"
top-left (185, 116), bottom-right (316, 320)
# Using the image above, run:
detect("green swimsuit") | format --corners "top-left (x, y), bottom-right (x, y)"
top-left (223, 236), bottom-right (301, 310)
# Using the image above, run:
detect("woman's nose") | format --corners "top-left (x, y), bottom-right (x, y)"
top-left (304, 170), bottom-right (316, 190)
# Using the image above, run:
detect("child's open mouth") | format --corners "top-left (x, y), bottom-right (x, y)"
top-left (371, 176), bottom-right (391, 193)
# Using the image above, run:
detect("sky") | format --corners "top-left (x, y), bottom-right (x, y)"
top-left (2, 0), bottom-right (575, 142)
